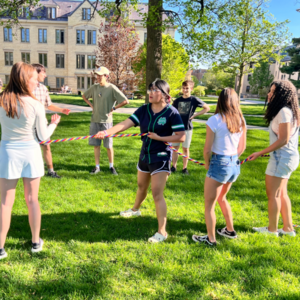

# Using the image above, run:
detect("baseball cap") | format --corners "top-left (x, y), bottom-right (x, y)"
top-left (94, 66), bottom-right (110, 76)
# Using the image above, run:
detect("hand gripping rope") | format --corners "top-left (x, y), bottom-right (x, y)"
top-left (39, 133), bottom-right (299, 229)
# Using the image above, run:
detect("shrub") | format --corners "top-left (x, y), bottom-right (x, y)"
top-left (170, 89), bottom-right (182, 98)
top-left (192, 86), bottom-right (206, 97)
top-left (258, 87), bottom-right (269, 98)
top-left (216, 89), bottom-right (222, 96)
top-left (205, 89), bottom-right (216, 96)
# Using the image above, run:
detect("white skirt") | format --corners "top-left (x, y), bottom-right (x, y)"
top-left (0, 140), bottom-right (44, 179)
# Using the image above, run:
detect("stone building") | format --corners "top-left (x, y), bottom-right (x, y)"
top-left (0, 0), bottom-right (175, 94)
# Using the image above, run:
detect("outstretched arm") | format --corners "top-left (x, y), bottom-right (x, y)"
top-left (47, 104), bottom-right (70, 115)
top-left (94, 118), bottom-right (135, 139)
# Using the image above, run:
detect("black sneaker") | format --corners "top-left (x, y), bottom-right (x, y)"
top-left (46, 171), bottom-right (61, 178)
top-left (110, 167), bottom-right (118, 175)
top-left (0, 248), bottom-right (7, 260)
top-left (90, 167), bottom-right (100, 175)
top-left (31, 238), bottom-right (44, 253)
top-left (192, 235), bottom-right (216, 246)
top-left (182, 168), bottom-right (190, 175)
top-left (217, 227), bottom-right (238, 239)
top-left (171, 166), bottom-right (176, 173)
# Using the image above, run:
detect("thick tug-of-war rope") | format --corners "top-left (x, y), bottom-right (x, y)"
top-left (39, 133), bottom-right (149, 145)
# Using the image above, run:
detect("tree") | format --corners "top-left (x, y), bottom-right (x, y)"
top-left (202, 69), bottom-right (235, 90)
top-left (95, 18), bottom-right (143, 90)
top-left (132, 34), bottom-right (189, 94)
top-left (0, 0), bottom-right (39, 27)
top-left (249, 61), bottom-right (274, 93)
top-left (280, 38), bottom-right (300, 89)
top-left (182, 0), bottom-right (289, 96)
top-left (191, 75), bottom-right (199, 87)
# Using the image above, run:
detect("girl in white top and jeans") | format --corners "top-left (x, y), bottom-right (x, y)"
top-left (192, 88), bottom-right (247, 246)
top-left (248, 81), bottom-right (299, 237)
top-left (0, 62), bottom-right (61, 259)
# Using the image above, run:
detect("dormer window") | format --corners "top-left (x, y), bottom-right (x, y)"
top-left (82, 8), bottom-right (91, 20)
top-left (48, 7), bottom-right (56, 19)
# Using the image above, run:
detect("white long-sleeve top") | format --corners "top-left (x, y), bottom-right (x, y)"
top-left (0, 96), bottom-right (56, 141)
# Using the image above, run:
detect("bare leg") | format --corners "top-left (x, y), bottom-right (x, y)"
top-left (182, 147), bottom-right (189, 170)
top-left (133, 171), bottom-right (151, 210)
top-left (42, 145), bottom-right (53, 170)
top-left (217, 182), bottom-right (234, 232)
top-left (265, 175), bottom-right (286, 232)
top-left (94, 146), bottom-right (100, 165)
top-left (106, 147), bottom-right (114, 164)
top-left (279, 179), bottom-right (294, 232)
top-left (171, 145), bottom-right (180, 168)
top-left (204, 177), bottom-right (224, 242)
top-left (0, 178), bottom-right (18, 248)
top-left (151, 172), bottom-right (168, 237)
top-left (23, 177), bottom-right (41, 244)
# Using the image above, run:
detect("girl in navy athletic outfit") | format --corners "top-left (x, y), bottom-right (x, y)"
top-left (95, 79), bottom-right (185, 243)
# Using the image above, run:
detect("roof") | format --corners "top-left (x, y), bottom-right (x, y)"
top-left (269, 45), bottom-right (295, 63)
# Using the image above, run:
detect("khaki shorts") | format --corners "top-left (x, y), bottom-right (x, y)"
top-left (173, 129), bottom-right (193, 148)
top-left (89, 122), bottom-right (113, 148)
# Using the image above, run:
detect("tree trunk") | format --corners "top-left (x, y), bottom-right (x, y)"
top-left (145, 0), bottom-right (163, 103)
top-left (237, 64), bottom-right (244, 97)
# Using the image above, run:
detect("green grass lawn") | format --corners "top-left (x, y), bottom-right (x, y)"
top-left (1, 113), bottom-right (299, 299)
top-left (207, 105), bottom-right (265, 116)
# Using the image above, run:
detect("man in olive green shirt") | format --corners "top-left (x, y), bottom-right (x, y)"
top-left (82, 67), bottom-right (129, 175)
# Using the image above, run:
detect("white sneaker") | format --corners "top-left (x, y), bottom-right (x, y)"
top-left (278, 229), bottom-right (296, 237)
top-left (120, 208), bottom-right (141, 218)
top-left (253, 226), bottom-right (279, 236)
top-left (31, 238), bottom-right (44, 253)
top-left (148, 232), bottom-right (168, 243)
top-left (90, 167), bottom-right (100, 174)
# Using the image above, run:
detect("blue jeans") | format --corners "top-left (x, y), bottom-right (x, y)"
top-left (206, 154), bottom-right (240, 184)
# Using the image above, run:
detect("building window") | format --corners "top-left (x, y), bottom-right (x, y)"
top-left (56, 54), bottom-right (64, 68)
top-left (144, 32), bottom-right (147, 43)
top-left (82, 8), bottom-right (91, 20)
top-left (76, 30), bottom-right (85, 44)
top-left (5, 75), bottom-right (10, 84)
top-left (23, 7), bottom-right (30, 18)
top-left (48, 7), bottom-right (56, 19)
top-left (76, 55), bottom-right (85, 69)
top-left (77, 77), bottom-right (85, 89)
top-left (4, 28), bottom-right (12, 42)
top-left (87, 55), bottom-right (96, 69)
top-left (4, 52), bottom-right (13, 66)
top-left (249, 62), bottom-right (254, 69)
top-left (87, 30), bottom-right (96, 45)
top-left (38, 29), bottom-right (47, 43)
top-left (21, 28), bottom-right (30, 42)
top-left (21, 52), bottom-right (30, 63)
top-left (56, 29), bottom-right (64, 44)
top-left (281, 74), bottom-right (283, 80)
top-left (44, 77), bottom-right (48, 86)
top-left (56, 77), bottom-right (64, 88)
top-left (87, 77), bottom-right (92, 88)
top-left (246, 86), bottom-right (250, 93)
top-left (39, 53), bottom-right (48, 67)
top-left (247, 74), bottom-right (251, 81)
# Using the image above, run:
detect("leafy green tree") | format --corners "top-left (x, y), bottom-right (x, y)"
top-left (202, 69), bottom-right (235, 90)
top-left (280, 38), bottom-right (300, 89)
top-left (182, 0), bottom-right (289, 96)
top-left (191, 75), bottom-right (199, 87)
top-left (132, 34), bottom-right (189, 94)
top-left (249, 61), bottom-right (274, 93)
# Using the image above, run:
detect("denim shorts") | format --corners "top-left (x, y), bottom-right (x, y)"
top-left (265, 152), bottom-right (299, 179)
top-left (206, 154), bottom-right (240, 184)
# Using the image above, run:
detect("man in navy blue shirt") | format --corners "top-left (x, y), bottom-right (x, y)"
top-left (172, 80), bottom-right (210, 175)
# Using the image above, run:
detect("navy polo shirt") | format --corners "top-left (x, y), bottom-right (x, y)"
top-left (129, 104), bottom-right (185, 164)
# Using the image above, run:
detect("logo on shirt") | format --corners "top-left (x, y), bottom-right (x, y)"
top-left (178, 101), bottom-right (191, 115)
top-left (157, 152), bottom-right (167, 157)
top-left (158, 117), bottom-right (166, 125)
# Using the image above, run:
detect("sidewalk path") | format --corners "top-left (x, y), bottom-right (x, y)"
top-left (48, 103), bottom-right (268, 131)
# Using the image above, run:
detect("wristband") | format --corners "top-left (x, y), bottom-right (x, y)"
top-left (113, 106), bottom-right (116, 110)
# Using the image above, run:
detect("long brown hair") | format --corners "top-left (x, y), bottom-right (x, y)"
top-left (264, 80), bottom-right (300, 126)
top-left (215, 88), bottom-right (245, 133)
top-left (0, 62), bottom-right (37, 118)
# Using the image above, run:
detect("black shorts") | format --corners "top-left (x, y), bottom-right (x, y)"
top-left (137, 158), bottom-right (171, 176)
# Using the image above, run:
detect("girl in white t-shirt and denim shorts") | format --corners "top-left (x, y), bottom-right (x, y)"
top-left (192, 88), bottom-right (247, 246)
top-left (248, 80), bottom-right (299, 237)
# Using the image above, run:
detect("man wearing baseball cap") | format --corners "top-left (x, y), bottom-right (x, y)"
top-left (82, 66), bottom-right (129, 175)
